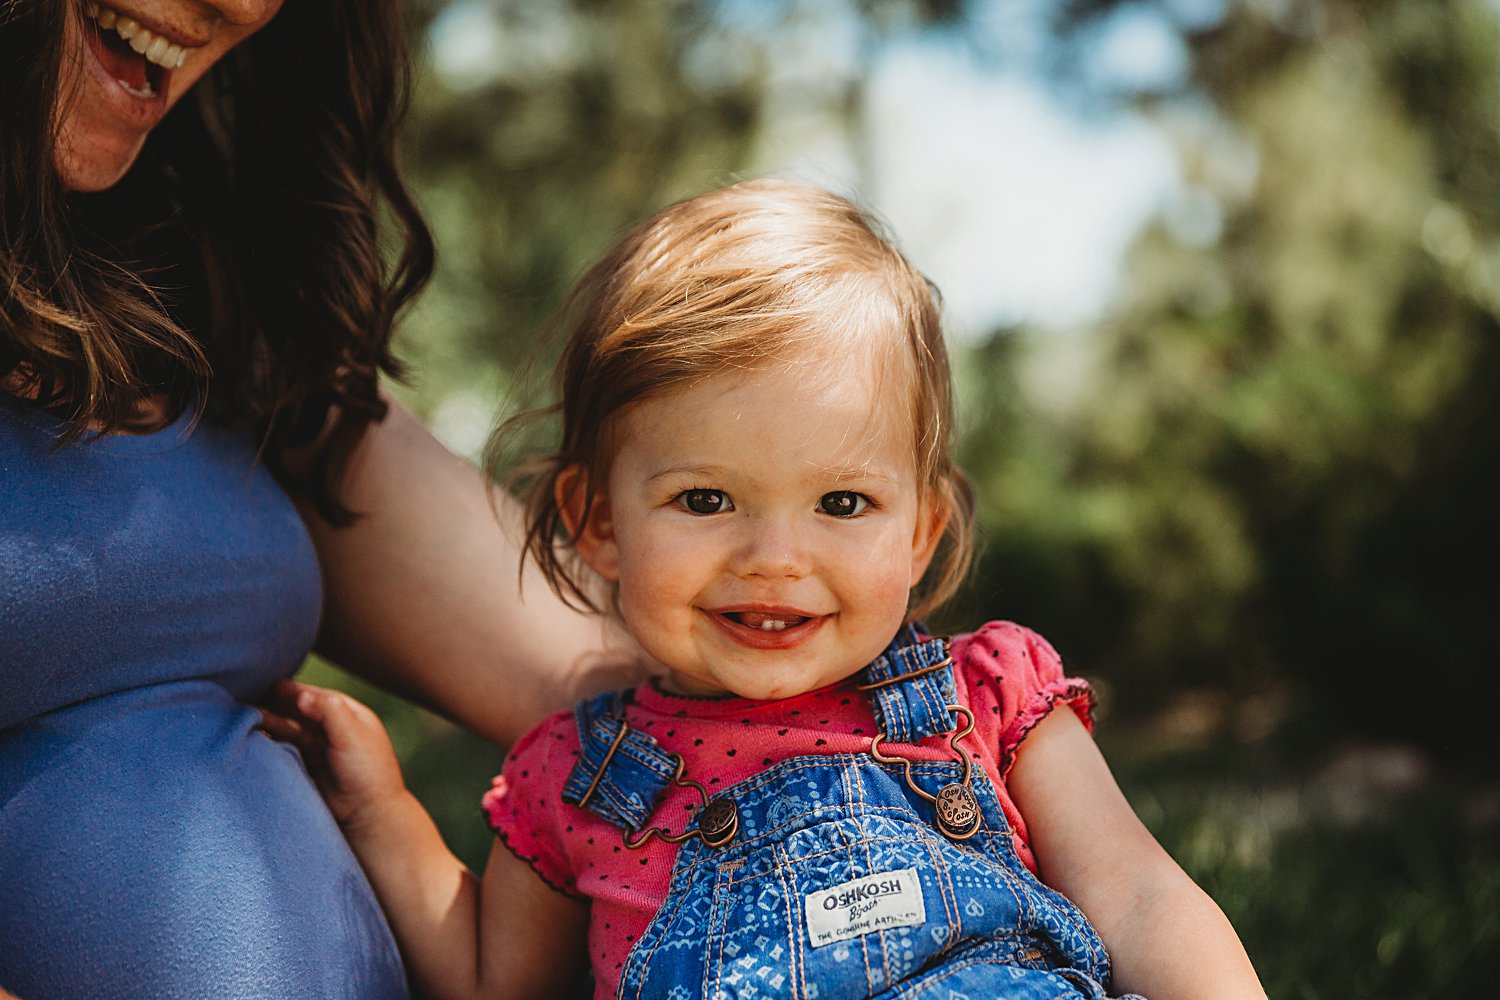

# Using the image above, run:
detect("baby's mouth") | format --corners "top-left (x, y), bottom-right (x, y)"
top-left (85, 2), bottom-right (188, 100)
top-left (724, 611), bottom-right (812, 633)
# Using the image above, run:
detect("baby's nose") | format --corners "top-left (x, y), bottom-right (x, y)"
top-left (731, 518), bottom-right (811, 579)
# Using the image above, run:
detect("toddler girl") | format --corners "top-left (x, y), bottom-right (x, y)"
top-left (263, 179), bottom-right (1267, 1000)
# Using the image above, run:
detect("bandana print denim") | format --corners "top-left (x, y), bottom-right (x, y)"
top-left (567, 630), bottom-right (1142, 1000)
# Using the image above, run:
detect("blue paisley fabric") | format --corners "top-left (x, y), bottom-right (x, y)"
top-left (567, 630), bottom-right (1142, 1000)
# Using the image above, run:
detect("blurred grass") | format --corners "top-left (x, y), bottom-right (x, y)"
top-left (1100, 699), bottom-right (1500, 997)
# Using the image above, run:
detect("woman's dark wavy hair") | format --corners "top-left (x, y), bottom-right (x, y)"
top-left (0, 0), bottom-right (434, 521)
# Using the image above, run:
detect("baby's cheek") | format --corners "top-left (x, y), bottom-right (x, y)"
top-left (616, 578), bottom-right (692, 658)
top-left (856, 541), bottom-right (921, 606)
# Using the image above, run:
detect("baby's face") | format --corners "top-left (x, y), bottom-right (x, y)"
top-left (573, 359), bottom-right (944, 700)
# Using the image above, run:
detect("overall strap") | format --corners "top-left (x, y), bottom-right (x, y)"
top-left (561, 691), bottom-right (678, 831)
top-left (858, 624), bottom-right (957, 743)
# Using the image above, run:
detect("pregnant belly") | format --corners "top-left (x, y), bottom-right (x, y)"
top-left (0, 682), bottom-right (408, 1000)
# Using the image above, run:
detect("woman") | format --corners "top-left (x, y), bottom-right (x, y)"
top-left (0, 2), bottom-right (623, 996)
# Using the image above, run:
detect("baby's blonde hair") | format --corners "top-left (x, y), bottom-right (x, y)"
top-left (504, 178), bottom-right (975, 620)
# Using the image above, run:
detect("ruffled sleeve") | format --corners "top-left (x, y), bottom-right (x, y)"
top-left (481, 710), bottom-right (587, 899)
top-left (953, 620), bottom-right (1095, 781)
top-left (948, 621), bottom-right (1096, 873)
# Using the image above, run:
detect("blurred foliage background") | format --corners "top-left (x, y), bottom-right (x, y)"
top-left (305, 0), bottom-right (1500, 994)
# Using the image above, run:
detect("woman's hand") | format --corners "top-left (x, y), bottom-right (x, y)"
top-left (258, 679), bottom-right (408, 830)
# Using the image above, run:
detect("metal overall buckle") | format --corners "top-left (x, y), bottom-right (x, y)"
top-left (574, 723), bottom-right (739, 850)
top-left (868, 703), bottom-right (981, 841)
top-left (860, 653), bottom-right (982, 841)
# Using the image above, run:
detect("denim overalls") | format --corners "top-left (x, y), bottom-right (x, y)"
top-left (563, 629), bottom-right (1139, 1000)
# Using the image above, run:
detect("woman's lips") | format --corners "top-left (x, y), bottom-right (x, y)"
top-left (80, 2), bottom-right (197, 113)
top-left (82, 22), bottom-right (167, 117)
top-left (707, 608), bottom-right (827, 650)
top-left (88, 3), bottom-right (193, 69)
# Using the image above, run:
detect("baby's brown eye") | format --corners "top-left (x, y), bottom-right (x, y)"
top-left (818, 491), bottom-right (869, 517)
top-left (679, 489), bottom-right (733, 515)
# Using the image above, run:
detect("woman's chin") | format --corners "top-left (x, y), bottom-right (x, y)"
top-left (55, 133), bottom-right (146, 193)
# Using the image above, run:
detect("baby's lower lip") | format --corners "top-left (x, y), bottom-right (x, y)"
top-left (707, 611), bottom-right (826, 649)
top-left (727, 610), bottom-right (808, 631)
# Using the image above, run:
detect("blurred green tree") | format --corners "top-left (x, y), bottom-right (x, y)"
top-left (964, 0), bottom-right (1500, 758)
top-left (395, 0), bottom-right (766, 442)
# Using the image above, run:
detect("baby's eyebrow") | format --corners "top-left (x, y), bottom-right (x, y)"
top-left (646, 462), bottom-right (901, 485)
top-left (647, 464), bottom-right (730, 483)
top-left (811, 463), bottom-right (899, 484)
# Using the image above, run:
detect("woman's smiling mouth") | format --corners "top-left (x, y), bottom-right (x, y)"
top-left (89, 3), bottom-right (191, 70)
top-left (82, 2), bottom-right (192, 105)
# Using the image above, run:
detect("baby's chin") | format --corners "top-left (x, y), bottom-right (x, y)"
top-left (659, 668), bottom-right (854, 703)
top-left (655, 671), bottom-right (733, 698)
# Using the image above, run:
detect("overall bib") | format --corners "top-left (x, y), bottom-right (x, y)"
top-left (564, 629), bottom-right (1140, 1000)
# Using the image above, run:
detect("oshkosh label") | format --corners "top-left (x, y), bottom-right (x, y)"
top-left (804, 867), bottom-right (926, 948)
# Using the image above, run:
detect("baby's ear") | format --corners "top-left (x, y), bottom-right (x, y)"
top-left (908, 491), bottom-right (950, 587)
top-left (555, 464), bottom-right (620, 582)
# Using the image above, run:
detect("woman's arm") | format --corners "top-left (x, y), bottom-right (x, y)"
top-left (1008, 710), bottom-right (1267, 1000)
top-left (293, 397), bottom-right (640, 746)
top-left (261, 681), bottom-right (589, 1000)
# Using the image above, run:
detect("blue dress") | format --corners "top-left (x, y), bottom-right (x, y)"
top-left (0, 394), bottom-right (408, 999)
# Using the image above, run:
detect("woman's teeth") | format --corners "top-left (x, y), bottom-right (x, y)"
top-left (86, 3), bottom-right (189, 70)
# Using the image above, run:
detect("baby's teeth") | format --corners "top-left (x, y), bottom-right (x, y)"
top-left (128, 30), bottom-right (150, 53)
top-left (165, 44), bottom-right (183, 67)
top-left (760, 620), bottom-right (786, 632)
top-left (98, 9), bottom-right (117, 28)
top-left (116, 17), bottom-right (139, 40)
top-left (145, 36), bottom-right (168, 62)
